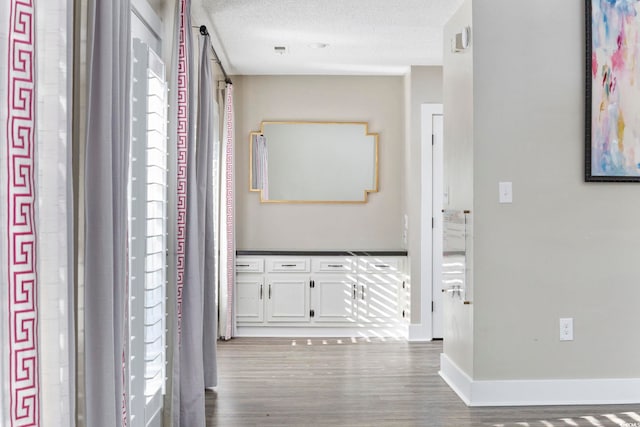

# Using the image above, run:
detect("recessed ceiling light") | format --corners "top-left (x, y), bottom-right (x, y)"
top-left (309, 42), bottom-right (329, 49)
top-left (274, 46), bottom-right (288, 55)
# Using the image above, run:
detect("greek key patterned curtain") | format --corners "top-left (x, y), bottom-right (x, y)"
top-left (0, 2), bottom-right (40, 426)
top-left (219, 83), bottom-right (235, 340)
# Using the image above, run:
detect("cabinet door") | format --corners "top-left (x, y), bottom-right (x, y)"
top-left (266, 276), bottom-right (310, 323)
top-left (357, 276), bottom-right (401, 323)
top-left (312, 275), bottom-right (357, 323)
top-left (236, 276), bottom-right (264, 323)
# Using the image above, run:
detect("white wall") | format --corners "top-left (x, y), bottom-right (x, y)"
top-left (234, 75), bottom-right (405, 250)
top-left (442, 0), bottom-right (474, 376)
top-left (404, 67), bottom-right (444, 326)
top-left (444, 0), bottom-right (640, 384)
top-left (472, 0), bottom-right (640, 381)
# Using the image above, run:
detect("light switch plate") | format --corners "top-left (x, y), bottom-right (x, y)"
top-left (499, 181), bottom-right (513, 203)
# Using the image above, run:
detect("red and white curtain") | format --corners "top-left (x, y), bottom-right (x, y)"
top-left (0, 1), bottom-right (40, 426)
top-left (1, 1), bottom-right (75, 426)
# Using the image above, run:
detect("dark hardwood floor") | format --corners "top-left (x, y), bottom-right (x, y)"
top-left (206, 337), bottom-right (639, 426)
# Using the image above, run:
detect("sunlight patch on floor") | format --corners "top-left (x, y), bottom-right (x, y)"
top-left (288, 336), bottom-right (403, 346)
top-left (494, 411), bottom-right (640, 427)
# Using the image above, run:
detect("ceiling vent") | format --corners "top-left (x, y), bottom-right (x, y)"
top-left (274, 46), bottom-right (288, 55)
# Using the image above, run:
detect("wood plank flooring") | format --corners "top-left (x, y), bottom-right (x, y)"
top-left (206, 338), bottom-right (639, 426)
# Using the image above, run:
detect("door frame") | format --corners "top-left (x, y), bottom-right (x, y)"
top-left (413, 103), bottom-right (443, 341)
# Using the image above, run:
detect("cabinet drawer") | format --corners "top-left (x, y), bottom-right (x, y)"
top-left (358, 257), bottom-right (401, 273)
top-left (312, 257), bottom-right (355, 273)
top-left (267, 258), bottom-right (310, 273)
top-left (235, 257), bottom-right (264, 273)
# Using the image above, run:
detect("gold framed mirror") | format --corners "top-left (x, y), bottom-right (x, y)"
top-left (250, 121), bottom-right (379, 203)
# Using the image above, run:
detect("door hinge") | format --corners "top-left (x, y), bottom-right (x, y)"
top-left (432, 217), bottom-right (434, 228)
top-left (432, 301), bottom-right (435, 312)
top-left (310, 309), bottom-right (315, 318)
top-left (402, 309), bottom-right (406, 318)
top-left (432, 134), bottom-right (435, 145)
top-left (402, 280), bottom-right (405, 289)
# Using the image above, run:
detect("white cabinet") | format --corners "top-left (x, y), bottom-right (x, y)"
top-left (356, 278), bottom-right (402, 323)
top-left (311, 257), bottom-right (357, 323)
top-left (357, 257), bottom-right (405, 323)
top-left (313, 275), bottom-right (356, 323)
top-left (235, 259), bottom-right (265, 323)
top-left (236, 256), bottom-right (311, 324)
top-left (235, 253), bottom-right (407, 335)
top-left (265, 257), bottom-right (310, 323)
top-left (266, 277), bottom-right (309, 322)
top-left (236, 276), bottom-right (264, 323)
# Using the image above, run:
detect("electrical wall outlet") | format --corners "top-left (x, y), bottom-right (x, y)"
top-left (402, 214), bottom-right (409, 246)
top-left (559, 317), bottom-right (573, 341)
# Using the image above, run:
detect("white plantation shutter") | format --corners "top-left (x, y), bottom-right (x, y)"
top-left (131, 38), bottom-right (168, 427)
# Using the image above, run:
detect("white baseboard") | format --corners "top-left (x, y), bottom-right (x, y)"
top-left (236, 325), bottom-right (408, 338)
top-left (407, 323), bottom-right (433, 342)
top-left (439, 353), bottom-right (640, 406)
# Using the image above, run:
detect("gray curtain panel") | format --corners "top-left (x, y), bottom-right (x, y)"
top-left (252, 134), bottom-right (269, 198)
top-left (199, 34), bottom-right (218, 390)
top-left (177, 29), bottom-right (206, 427)
top-left (169, 0), bottom-right (195, 424)
top-left (173, 22), bottom-right (218, 427)
top-left (169, 0), bottom-right (218, 425)
top-left (83, 0), bottom-right (131, 426)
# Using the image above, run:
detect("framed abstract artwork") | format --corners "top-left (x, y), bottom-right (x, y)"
top-left (586, 0), bottom-right (640, 182)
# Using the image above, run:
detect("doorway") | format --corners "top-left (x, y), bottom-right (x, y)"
top-left (420, 104), bottom-right (444, 340)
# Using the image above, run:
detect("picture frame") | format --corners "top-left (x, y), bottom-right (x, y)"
top-left (585, 0), bottom-right (640, 182)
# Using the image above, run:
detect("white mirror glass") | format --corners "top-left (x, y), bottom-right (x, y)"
top-left (250, 121), bottom-right (378, 203)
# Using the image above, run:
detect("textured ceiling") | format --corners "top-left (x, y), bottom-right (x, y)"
top-left (195, 0), bottom-right (464, 76)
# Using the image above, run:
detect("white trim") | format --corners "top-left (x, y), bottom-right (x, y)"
top-left (440, 353), bottom-right (640, 407)
top-left (237, 325), bottom-right (408, 339)
top-left (131, 0), bottom-right (164, 42)
top-left (439, 353), bottom-right (473, 405)
top-left (407, 323), bottom-right (432, 342)
top-left (418, 104), bottom-right (443, 342)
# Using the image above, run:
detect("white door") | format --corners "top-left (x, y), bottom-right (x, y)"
top-left (420, 104), bottom-right (444, 341)
top-left (266, 277), bottom-right (310, 322)
top-left (431, 114), bottom-right (444, 339)
top-left (312, 275), bottom-right (357, 323)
